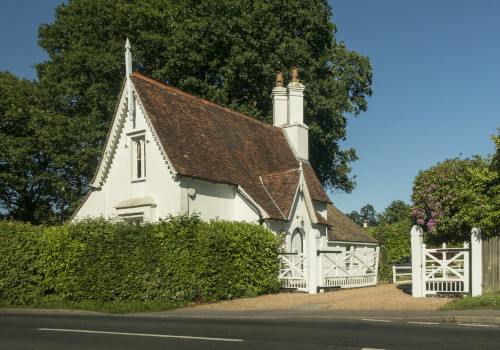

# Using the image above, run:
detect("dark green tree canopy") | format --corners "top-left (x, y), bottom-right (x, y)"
top-left (347, 200), bottom-right (411, 228)
top-left (1, 0), bottom-right (373, 224)
top-left (346, 210), bottom-right (364, 227)
top-left (492, 128), bottom-right (500, 174)
top-left (347, 203), bottom-right (379, 227)
top-left (37, 0), bottom-right (372, 190)
top-left (378, 200), bottom-right (411, 225)
top-left (0, 71), bottom-right (91, 224)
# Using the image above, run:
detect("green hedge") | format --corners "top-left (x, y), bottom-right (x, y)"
top-left (0, 215), bottom-right (280, 306)
top-left (366, 219), bottom-right (412, 282)
top-left (366, 219), bottom-right (412, 264)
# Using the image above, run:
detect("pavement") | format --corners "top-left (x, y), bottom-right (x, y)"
top-left (141, 307), bottom-right (500, 325)
top-left (2, 306), bottom-right (500, 325)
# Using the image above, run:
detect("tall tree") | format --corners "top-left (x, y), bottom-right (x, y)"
top-left (492, 128), bottom-right (500, 174)
top-left (35, 0), bottom-right (372, 206)
top-left (360, 204), bottom-right (379, 226)
top-left (346, 210), bottom-right (363, 227)
top-left (347, 203), bottom-right (379, 227)
top-left (0, 71), bottom-right (91, 224)
top-left (378, 200), bottom-right (411, 225)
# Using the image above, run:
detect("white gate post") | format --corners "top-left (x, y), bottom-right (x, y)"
top-left (463, 242), bottom-right (470, 293)
top-left (471, 227), bottom-right (483, 297)
top-left (411, 225), bottom-right (424, 297)
top-left (307, 229), bottom-right (320, 294)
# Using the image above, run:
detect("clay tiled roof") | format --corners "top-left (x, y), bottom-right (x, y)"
top-left (130, 73), bottom-right (330, 221)
top-left (302, 162), bottom-right (331, 203)
top-left (260, 169), bottom-right (301, 219)
top-left (326, 203), bottom-right (378, 244)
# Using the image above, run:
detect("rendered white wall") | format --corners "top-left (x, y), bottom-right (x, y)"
top-left (74, 188), bottom-right (106, 219)
top-left (272, 86), bottom-right (288, 127)
top-left (74, 93), bottom-right (182, 222)
top-left (283, 123), bottom-right (309, 161)
top-left (180, 178), bottom-right (260, 223)
top-left (268, 190), bottom-right (327, 252)
top-left (313, 201), bottom-right (327, 220)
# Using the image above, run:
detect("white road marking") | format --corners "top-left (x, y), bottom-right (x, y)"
top-left (38, 328), bottom-right (243, 342)
top-left (362, 348), bottom-right (386, 350)
top-left (406, 322), bottom-right (439, 325)
top-left (457, 323), bottom-right (498, 328)
top-left (361, 319), bottom-right (391, 323)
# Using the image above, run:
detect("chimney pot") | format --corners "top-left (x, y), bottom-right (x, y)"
top-left (276, 71), bottom-right (284, 87)
top-left (291, 66), bottom-right (299, 82)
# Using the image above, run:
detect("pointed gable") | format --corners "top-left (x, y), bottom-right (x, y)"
top-left (125, 73), bottom-right (330, 220)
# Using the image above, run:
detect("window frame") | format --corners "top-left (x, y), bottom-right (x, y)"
top-left (129, 132), bottom-right (146, 182)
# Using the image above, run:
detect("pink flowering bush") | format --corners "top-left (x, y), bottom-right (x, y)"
top-left (411, 154), bottom-right (499, 245)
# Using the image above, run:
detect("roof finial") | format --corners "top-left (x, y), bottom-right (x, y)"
top-left (125, 38), bottom-right (132, 77)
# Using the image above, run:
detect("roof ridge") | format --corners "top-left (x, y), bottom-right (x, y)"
top-left (132, 72), bottom-right (279, 130)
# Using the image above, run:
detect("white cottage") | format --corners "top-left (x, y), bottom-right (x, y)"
top-left (73, 41), bottom-right (378, 293)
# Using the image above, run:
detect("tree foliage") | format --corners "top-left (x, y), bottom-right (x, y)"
top-left (346, 210), bottom-right (364, 227)
top-left (347, 200), bottom-right (410, 228)
top-left (0, 71), bottom-right (92, 224)
top-left (30, 0), bottom-right (372, 217)
top-left (411, 151), bottom-right (500, 244)
top-left (347, 203), bottom-right (379, 227)
top-left (366, 219), bottom-right (412, 264)
top-left (378, 200), bottom-right (411, 226)
top-left (493, 128), bottom-right (500, 174)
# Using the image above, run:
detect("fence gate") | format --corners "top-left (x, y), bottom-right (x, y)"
top-left (278, 253), bottom-right (307, 292)
top-left (422, 243), bottom-right (469, 295)
top-left (411, 226), bottom-right (477, 297)
top-left (317, 246), bottom-right (379, 289)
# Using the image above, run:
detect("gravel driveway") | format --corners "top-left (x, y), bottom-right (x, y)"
top-left (192, 283), bottom-right (450, 311)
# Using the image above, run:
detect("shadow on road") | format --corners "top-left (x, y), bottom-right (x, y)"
top-left (396, 283), bottom-right (412, 296)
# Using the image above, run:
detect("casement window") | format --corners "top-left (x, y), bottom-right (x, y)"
top-left (132, 135), bottom-right (146, 181)
top-left (120, 213), bottom-right (144, 224)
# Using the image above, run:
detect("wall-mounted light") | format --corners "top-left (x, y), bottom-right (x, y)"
top-left (297, 215), bottom-right (304, 228)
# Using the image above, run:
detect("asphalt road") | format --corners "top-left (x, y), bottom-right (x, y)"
top-left (1, 311), bottom-right (499, 350)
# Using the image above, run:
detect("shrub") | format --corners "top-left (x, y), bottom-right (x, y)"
top-left (0, 215), bottom-right (280, 307)
top-left (412, 156), bottom-right (500, 244)
top-left (366, 219), bottom-right (412, 264)
top-left (0, 220), bottom-right (46, 305)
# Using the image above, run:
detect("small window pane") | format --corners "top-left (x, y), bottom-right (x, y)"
top-left (137, 141), bottom-right (142, 178)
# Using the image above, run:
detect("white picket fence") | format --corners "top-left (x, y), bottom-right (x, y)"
top-left (278, 245), bottom-right (379, 293)
top-left (392, 264), bottom-right (412, 284)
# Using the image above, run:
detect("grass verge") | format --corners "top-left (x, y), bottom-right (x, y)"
top-left (440, 291), bottom-right (500, 310)
top-left (0, 298), bottom-right (186, 314)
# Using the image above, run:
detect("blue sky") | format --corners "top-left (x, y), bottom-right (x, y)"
top-left (1, 1), bottom-right (499, 215)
